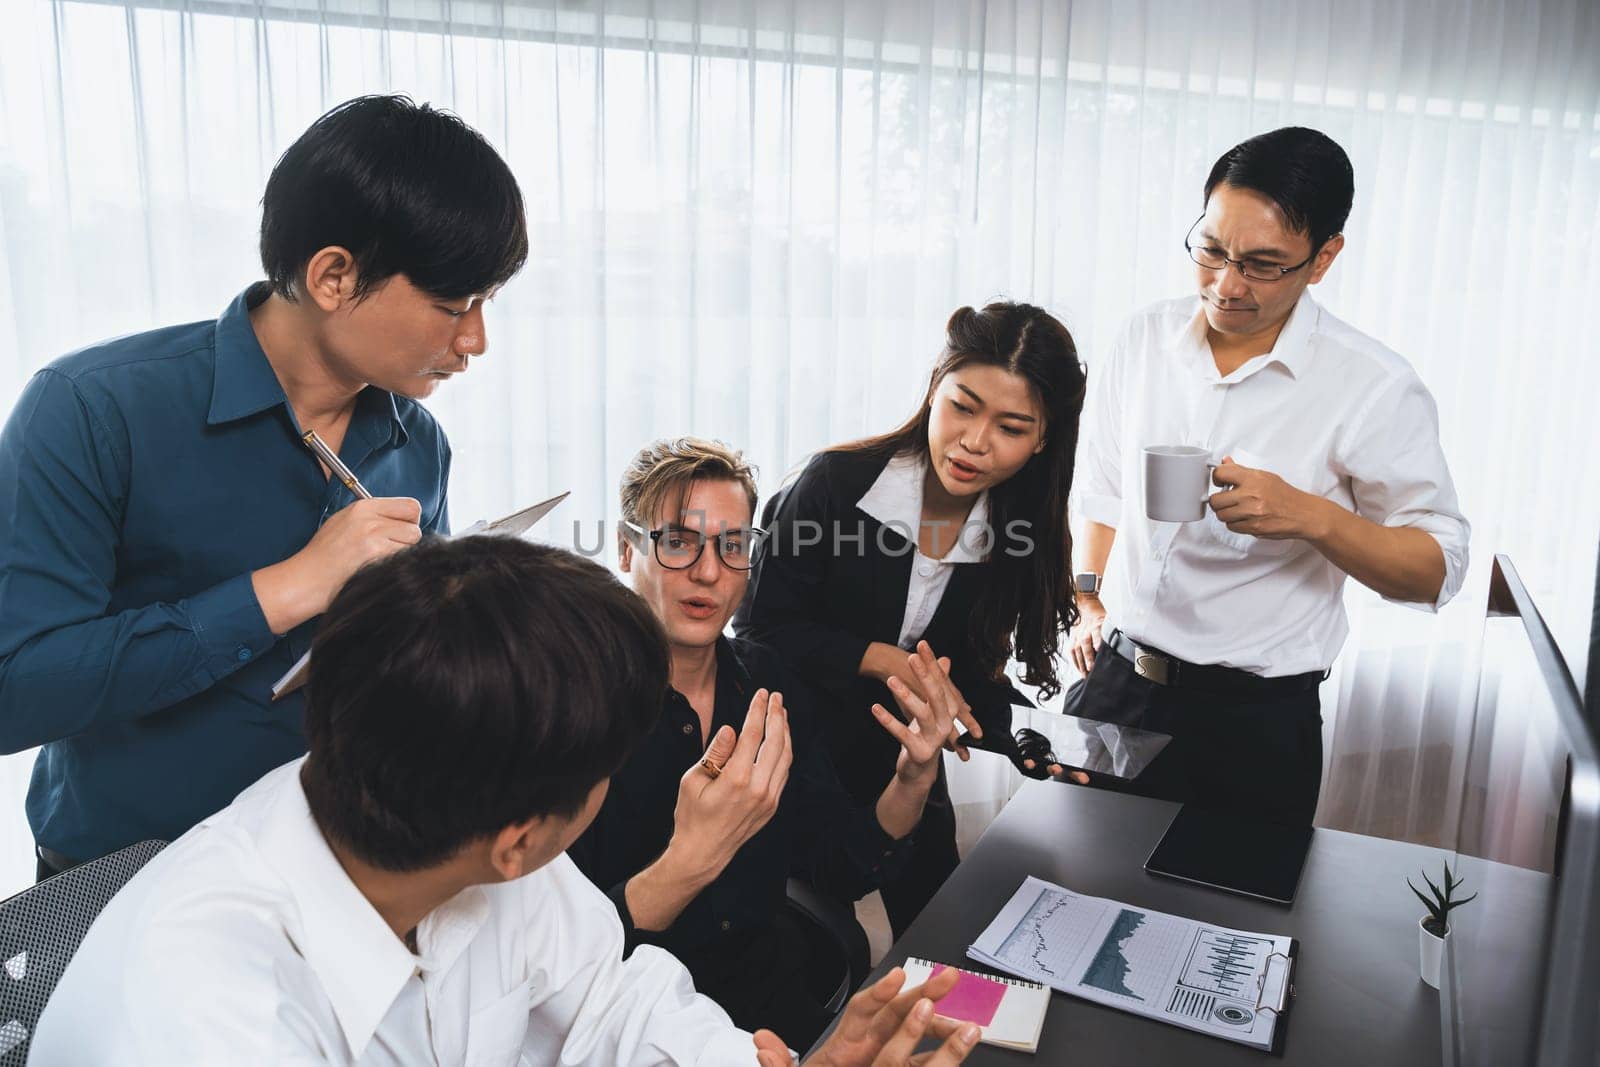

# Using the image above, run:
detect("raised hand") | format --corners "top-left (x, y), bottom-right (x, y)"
top-left (863, 641), bottom-right (984, 761)
top-left (624, 689), bottom-right (795, 932)
top-left (752, 966), bottom-right (980, 1067)
top-left (871, 642), bottom-right (966, 780)
top-left (670, 688), bottom-right (793, 879)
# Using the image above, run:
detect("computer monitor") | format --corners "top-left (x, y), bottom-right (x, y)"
top-left (1443, 555), bottom-right (1600, 1066)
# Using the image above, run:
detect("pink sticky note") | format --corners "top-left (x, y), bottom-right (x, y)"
top-left (929, 964), bottom-right (1006, 1027)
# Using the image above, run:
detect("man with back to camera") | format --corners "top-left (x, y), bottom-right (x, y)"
top-left (568, 437), bottom-right (965, 1048)
top-left (1067, 127), bottom-right (1470, 825)
top-left (0, 94), bottom-right (527, 877)
top-left (30, 536), bottom-right (980, 1066)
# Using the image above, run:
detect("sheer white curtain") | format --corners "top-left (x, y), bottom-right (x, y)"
top-left (1, 0), bottom-right (1597, 894)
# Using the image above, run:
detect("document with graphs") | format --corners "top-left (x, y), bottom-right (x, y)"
top-left (967, 876), bottom-right (1295, 1050)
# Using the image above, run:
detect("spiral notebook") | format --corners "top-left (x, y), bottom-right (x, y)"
top-left (901, 957), bottom-right (1050, 1054)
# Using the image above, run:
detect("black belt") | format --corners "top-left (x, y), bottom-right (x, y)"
top-left (1106, 629), bottom-right (1325, 696)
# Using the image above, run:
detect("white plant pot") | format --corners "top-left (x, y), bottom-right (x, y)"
top-left (1418, 917), bottom-right (1448, 988)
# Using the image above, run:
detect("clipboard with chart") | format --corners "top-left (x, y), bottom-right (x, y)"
top-left (967, 875), bottom-right (1296, 1051)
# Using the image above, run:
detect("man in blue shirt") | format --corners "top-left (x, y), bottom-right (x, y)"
top-left (0, 94), bottom-right (529, 875)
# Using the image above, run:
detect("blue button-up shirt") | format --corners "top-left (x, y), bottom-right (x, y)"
top-left (0, 283), bottom-right (451, 862)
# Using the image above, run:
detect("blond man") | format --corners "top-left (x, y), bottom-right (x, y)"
top-left (568, 438), bottom-right (962, 1048)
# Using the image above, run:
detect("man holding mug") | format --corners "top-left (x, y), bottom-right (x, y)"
top-left (1067, 127), bottom-right (1469, 825)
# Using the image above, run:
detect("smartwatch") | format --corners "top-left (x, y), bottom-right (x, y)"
top-left (1075, 572), bottom-right (1101, 597)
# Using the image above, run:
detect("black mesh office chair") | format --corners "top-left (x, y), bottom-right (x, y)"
top-left (784, 878), bottom-right (872, 1015)
top-left (0, 840), bottom-right (167, 1063)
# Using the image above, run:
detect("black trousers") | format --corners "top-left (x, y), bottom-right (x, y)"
top-left (1064, 644), bottom-right (1324, 826)
top-left (877, 760), bottom-right (959, 938)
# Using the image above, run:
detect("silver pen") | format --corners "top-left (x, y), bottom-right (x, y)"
top-left (301, 430), bottom-right (374, 500)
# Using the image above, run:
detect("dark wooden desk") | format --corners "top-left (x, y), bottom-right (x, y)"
top-left (845, 781), bottom-right (1546, 1065)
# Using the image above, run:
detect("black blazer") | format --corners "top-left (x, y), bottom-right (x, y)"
top-left (733, 449), bottom-right (1029, 803)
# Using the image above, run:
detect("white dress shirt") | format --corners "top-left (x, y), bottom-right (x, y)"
top-left (30, 760), bottom-right (757, 1066)
top-left (1073, 291), bottom-right (1469, 677)
top-left (856, 452), bottom-right (991, 650)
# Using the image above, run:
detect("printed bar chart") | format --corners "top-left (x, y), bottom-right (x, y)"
top-left (1180, 930), bottom-right (1274, 999)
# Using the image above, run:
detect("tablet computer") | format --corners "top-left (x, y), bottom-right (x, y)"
top-left (1144, 806), bottom-right (1314, 905)
top-left (958, 713), bottom-right (1172, 781)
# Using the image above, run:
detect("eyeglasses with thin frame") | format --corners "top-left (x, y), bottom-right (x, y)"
top-left (1183, 214), bottom-right (1332, 282)
top-left (622, 520), bottom-right (767, 571)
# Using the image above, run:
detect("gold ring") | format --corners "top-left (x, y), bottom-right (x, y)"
top-left (698, 756), bottom-right (724, 780)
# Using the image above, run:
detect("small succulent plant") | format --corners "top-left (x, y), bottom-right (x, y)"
top-left (1409, 861), bottom-right (1477, 938)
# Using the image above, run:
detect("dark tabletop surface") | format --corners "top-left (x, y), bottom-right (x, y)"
top-left (842, 780), bottom-right (1548, 1066)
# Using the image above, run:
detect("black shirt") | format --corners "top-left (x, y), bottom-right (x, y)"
top-left (567, 636), bottom-right (912, 964)
top-left (734, 448), bottom-right (1030, 803)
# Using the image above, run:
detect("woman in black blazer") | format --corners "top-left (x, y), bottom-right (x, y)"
top-left (734, 301), bottom-right (1087, 933)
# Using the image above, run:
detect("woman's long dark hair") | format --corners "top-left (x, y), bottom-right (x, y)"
top-left (830, 301), bottom-right (1087, 701)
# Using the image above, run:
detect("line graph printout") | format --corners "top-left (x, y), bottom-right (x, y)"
top-left (990, 886), bottom-right (1107, 979)
top-left (968, 877), bottom-right (1295, 1050)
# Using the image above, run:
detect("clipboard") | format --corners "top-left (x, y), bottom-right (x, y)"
top-left (453, 491), bottom-right (570, 539)
top-left (269, 491), bottom-right (570, 700)
top-left (967, 874), bottom-right (1297, 1051)
top-left (1258, 942), bottom-right (1298, 1054)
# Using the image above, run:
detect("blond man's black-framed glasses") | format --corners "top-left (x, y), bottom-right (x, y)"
top-left (622, 520), bottom-right (767, 571)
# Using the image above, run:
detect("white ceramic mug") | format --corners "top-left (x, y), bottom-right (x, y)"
top-left (1143, 445), bottom-right (1218, 522)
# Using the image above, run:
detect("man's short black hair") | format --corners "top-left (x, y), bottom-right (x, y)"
top-left (1204, 126), bottom-right (1354, 250)
top-left (260, 94), bottom-right (529, 302)
top-left (301, 537), bottom-right (667, 872)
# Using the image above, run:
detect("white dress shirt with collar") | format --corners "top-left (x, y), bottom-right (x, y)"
top-left (30, 759), bottom-right (757, 1066)
top-left (1073, 291), bottom-right (1469, 677)
top-left (856, 451), bottom-right (991, 651)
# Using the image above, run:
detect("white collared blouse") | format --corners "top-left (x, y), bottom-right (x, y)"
top-left (856, 451), bottom-right (992, 651)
